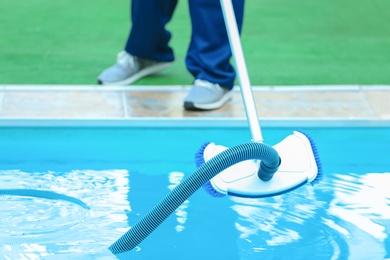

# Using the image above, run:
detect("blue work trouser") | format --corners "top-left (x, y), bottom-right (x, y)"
top-left (125, 0), bottom-right (244, 89)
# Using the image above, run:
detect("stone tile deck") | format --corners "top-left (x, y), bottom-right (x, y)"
top-left (0, 85), bottom-right (389, 127)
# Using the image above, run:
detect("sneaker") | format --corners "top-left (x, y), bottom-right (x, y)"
top-left (97, 51), bottom-right (173, 85)
top-left (184, 79), bottom-right (233, 111)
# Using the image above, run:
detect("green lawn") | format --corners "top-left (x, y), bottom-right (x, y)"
top-left (1, 0), bottom-right (390, 85)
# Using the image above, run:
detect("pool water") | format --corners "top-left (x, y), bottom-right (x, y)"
top-left (0, 126), bottom-right (389, 259)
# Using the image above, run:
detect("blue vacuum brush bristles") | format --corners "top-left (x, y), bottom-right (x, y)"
top-left (203, 180), bottom-right (226, 198)
top-left (195, 142), bottom-right (210, 167)
top-left (195, 142), bottom-right (226, 197)
top-left (297, 130), bottom-right (322, 184)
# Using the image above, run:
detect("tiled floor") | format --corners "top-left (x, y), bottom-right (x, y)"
top-left (0, 85), bottom-right (389, 126)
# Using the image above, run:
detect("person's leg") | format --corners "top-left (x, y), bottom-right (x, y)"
top-left (125, 0), bottom-right (178, 62)
top-left (98, 0), bottom-right (178, 85)
top-left (185, 0), bottom-right (245, 90)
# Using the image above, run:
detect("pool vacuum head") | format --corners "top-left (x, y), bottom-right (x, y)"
top-left (199, 131), bottom-right (321, 198)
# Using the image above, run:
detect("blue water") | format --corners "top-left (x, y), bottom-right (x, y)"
top-left (0, 126), bottom-right (389, 259)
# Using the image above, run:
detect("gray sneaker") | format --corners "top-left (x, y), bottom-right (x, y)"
top-left (98, 51), bottom-right (173, 85)
top-left (184, 79), bottom-right (233, 111)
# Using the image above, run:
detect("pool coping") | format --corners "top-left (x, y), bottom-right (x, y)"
top-left (1, 84), bottom-right (389, 127)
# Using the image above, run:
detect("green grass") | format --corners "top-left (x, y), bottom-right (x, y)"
top-left (1, 0), bottom-right (390, 85)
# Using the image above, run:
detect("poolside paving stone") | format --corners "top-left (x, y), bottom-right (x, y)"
top-left (0, 85), bottom-right (389, 125)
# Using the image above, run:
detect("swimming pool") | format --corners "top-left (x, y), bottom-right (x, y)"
top-left (1, 125), bottom-right (389, 259)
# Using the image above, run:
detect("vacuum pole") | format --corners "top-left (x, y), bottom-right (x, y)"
top-left (220, 0), bottom-right (263, 143)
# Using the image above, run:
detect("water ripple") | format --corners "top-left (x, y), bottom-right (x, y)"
top-left (0, 169), bottom-right (130, 259)
top-left (229, 172), bottom-right (390, 259)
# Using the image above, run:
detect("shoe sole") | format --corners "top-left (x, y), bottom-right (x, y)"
top-left (98, 62), bottom-right (173, 86)
top-left (184, 91), bottom-right (233, 111)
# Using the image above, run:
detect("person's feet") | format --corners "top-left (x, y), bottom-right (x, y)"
top-left (98, 52), bottom-right (232, 110)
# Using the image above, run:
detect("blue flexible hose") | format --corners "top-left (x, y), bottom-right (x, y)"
top-left (109, 142), bottom-right (280, 254)
top-left (0, 189), bottom-right (90, 210)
